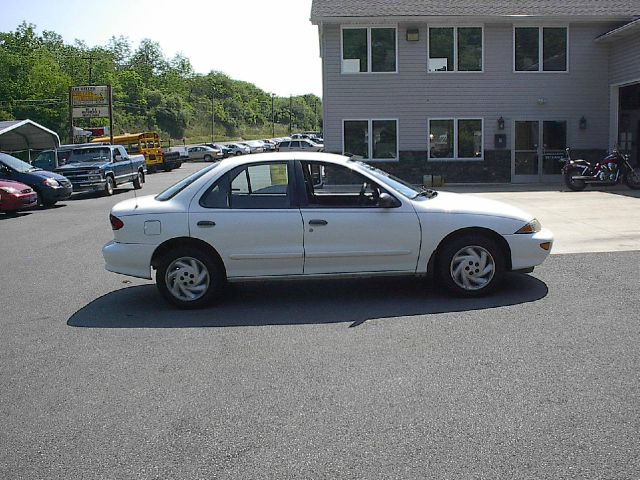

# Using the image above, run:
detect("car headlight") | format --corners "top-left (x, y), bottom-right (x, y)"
top-left (515, 218), bottom-right (542, 234)
top-left (0, 186), bottom-right (19, 194)
top-left (43, 178), bottom-right (60, 187)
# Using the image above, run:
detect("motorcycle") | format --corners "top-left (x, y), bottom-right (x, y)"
top-left (562, 147), bottom-right (640, 191)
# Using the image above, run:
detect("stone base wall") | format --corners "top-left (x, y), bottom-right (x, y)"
top-left (331, 149), bottom-right (608, 184)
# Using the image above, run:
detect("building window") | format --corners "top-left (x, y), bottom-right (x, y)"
top-left (428, 27), bottom-right (482, 72)
top-left (344, 119), bottom-right (398, 160)
top-left (429, 118), bottom-right (483, 160)
top-left (342, 27), bottom-right (397, 73)
top-left (515, 26), bottom-right (567, 72)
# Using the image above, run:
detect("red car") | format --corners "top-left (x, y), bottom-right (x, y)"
top-left (0, 179), bottom-right (38, 213)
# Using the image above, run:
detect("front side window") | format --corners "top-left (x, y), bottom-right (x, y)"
top-left (515, 27), bottom-right (567, 72)
top-left (429, 119), bottom-right (483, 160)
top-left (342, 27), bottom-right (396, 73)
top-left (344, 119), bottom-right (397, 161)
top-left (429, 27), bottom-right (482, 72)
top-left (229, 163), bottom-right (290, 209)
top-left (301, 161), bottom-right (390, 208)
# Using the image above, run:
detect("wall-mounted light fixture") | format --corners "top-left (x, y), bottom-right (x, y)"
top-left (497, 116), bottom-right (505, 130)
top-left (406, 28), bottom-right (419, 42)
top-left (579, 116), bottom-right (587, 130)
top-left (537, 98), bottom-right (546, 105)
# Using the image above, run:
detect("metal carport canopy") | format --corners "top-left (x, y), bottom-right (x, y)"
top-left (0, 119), bottom-right (61, 152)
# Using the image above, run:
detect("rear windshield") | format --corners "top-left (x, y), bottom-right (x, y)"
top-left (155, 164), bottom-right (219, 201)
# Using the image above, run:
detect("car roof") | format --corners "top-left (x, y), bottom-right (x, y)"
top-left (215, 152), bottom-right (350, 170)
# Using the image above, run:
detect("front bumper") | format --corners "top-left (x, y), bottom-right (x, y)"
top-left (102, 241), bottom-right (156, 280)
top-left (41, 185), bottom-right (73, 202)
top-left (1, 192), bottom-right (38, 211)
top-left (72, 180), bottom-right (106, 192)
top-left (504, 228), bottom-right (554, 271)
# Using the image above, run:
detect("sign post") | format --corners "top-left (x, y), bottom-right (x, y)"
top-left (69, 85), bottom-right (113, 144)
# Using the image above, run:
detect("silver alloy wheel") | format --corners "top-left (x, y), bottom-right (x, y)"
top-left (450, 245), bottom-right (496, 291)
top-left (165, 256), bottom-right (210, 302)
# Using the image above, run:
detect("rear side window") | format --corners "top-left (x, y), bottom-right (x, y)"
top-left (230, 162), bottom-right (290, 209)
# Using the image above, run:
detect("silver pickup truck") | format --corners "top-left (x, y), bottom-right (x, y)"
top-left (53, 145), bottom-right (146, 196)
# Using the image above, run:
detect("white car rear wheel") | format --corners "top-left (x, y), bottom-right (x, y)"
top-left (156, 247), bottom-right (225, 308)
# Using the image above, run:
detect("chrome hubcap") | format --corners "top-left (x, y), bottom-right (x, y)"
top-left (450, 246), bottom-right (495, 291)
top-left (165, 257), bottom-right (210, 302)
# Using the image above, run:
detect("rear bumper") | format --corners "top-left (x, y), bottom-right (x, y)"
top-left (504, 228), bottom-right (554, 271)
top-left (102, 241), bottom-right (155, 280)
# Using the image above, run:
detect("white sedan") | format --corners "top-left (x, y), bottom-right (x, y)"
top-left (103, 153), bottom-right (553, 308)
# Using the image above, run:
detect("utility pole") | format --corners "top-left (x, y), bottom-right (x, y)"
top-left (271, 93), bottom-right (276, 137)
top-left (289, 95), bottom-right (293, 134)
top-left (211, 91), bottom-right (215, 144)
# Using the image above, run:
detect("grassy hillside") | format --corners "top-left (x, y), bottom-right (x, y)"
top-left (0, 22), bottom-right (322, 145)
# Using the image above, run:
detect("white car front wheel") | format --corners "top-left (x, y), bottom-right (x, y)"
top-left (437, 234), bottom-right (505, 297)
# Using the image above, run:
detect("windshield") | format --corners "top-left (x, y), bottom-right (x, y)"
top-left (0, 152), bottom-right (38, 173)
top-left (67, 147), bottom-right (111, 163)
top-left (355, 161), bottom-right (423, 199)
top-left (156, 164), bottom-right (219, 201)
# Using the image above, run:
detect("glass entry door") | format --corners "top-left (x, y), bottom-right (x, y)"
top-left (513, 120), bottom-right (566, 182)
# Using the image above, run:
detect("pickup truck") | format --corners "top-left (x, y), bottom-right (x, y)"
top-left (54, 145), bottom-right (146, 196)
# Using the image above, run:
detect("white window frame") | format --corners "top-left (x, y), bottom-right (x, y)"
top-left (342, 118), bottom-right (399, 162)
top-left (341, 25), bottom-right (399, 74)
top-left (428, 117), bottom-right (484, 161)
top-left (427, 26), bottom-right (484, 73)
top-left (513, 25), bottom-right (569, 73)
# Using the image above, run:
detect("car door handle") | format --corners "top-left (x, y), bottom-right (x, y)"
top-left (197, 221), bottom-right (216, 228)
top-left (308, 219), bottom-right (328, 226)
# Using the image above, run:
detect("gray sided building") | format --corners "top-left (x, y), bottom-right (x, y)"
top-left (311, 1), bottom-right (640, 183)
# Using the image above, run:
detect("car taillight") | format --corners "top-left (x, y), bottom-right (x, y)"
top-left (110, 214), bottom-right (124, 230)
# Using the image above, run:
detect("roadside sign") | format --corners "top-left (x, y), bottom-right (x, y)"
top-left (70, 86), bottom-right (109, 107)
top-left (72, 106), bottom-right (110, 118)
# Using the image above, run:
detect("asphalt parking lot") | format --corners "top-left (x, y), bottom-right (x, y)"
top-left (1, 163), bottom-right (639, 479)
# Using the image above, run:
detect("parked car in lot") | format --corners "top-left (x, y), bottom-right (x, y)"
top-left (205, 144), bottom-right (233, 158)
top-left (261, 140), bottom-right (277, 151)
top-left (103, 152), bottom-right (553, 309)
top-left (0, 153), bottom-right (72, 207)
top-left (0, 179), bottom-right (38, 213)
top-left (225, 143), bottom-right (251, 155)
top-left (55, 145), bottom-right (146, 196)
top-left (241, 141), bottom-right (265, 154)
top-left (277, 139), bottom-right (324, 152)
top-left (187, 146), bottom-right (223, 162)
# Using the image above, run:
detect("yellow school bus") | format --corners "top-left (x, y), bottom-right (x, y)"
top-left (92, 132), bottom-right (164, 171)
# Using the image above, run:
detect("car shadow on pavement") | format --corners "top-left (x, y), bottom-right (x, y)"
top-left (68, 273), bottom-right (548, 329)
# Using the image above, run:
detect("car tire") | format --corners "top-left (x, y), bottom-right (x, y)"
top-left (104, 176), bottom-right (115, 196)
top-left (436, 233), bottom-right (504, 297)
top-left (235, 151), bottom-right (242, 156)
top-left (204, 155), bottom-right (212, 162)
top-left (156, 246), bottom-right (225, 309)
top-left (36, 191), bottom-right (57, 208)
top-left (133, 171), bottom-right (143, 189)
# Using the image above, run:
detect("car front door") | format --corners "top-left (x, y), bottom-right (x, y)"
top-left (297, 161), bottom-right (421, 274)
top-left (112, 146), bottom-right (133, 183)
top-left (189, 161), bottom-right (304, 278)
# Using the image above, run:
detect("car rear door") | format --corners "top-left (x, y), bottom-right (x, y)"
top-left (189, 161), bottom-right (304, 278)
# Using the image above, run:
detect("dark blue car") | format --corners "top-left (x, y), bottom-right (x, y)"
top-left (0, 152), bottom-right (73, 207)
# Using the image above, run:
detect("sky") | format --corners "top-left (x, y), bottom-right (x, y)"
top-left (0, 0), bottom-right (322, 97)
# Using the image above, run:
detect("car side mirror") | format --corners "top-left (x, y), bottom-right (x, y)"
top-left (378, 192), bottom-right (399, 208)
